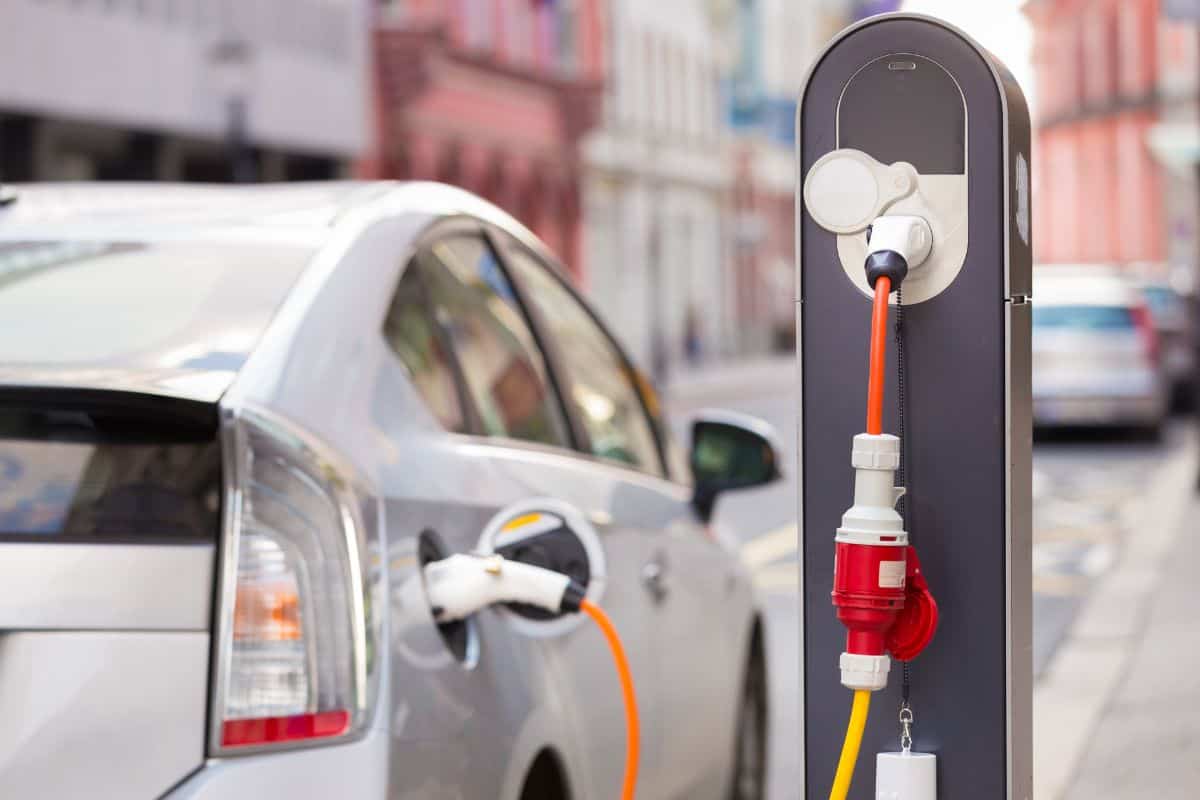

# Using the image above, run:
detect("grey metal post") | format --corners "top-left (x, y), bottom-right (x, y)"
top-left (796, 14), bottom-right (1032, 799)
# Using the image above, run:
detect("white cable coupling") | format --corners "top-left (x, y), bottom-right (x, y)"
top-left (422, 552), bottom-right (582, 623)
top-left (837, 433), bottom-right (908, 545)
top-left (840, 651), bottom-right (891, 692)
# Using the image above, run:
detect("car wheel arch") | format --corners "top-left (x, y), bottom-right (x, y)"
top-left (519, 747), bottom-right (572, 800)
top-left (729, 614), bottom-right (769, 800)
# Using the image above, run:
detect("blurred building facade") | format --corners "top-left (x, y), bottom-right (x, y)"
top-left (717, 0), bottom-right (894, 356)
top-left (0, 1), bottom-right (369, 182)
top-left (1150, 3), bottom-right (1200, 290)
top-left (362, 0), bottom-right (606, 280)
top-left (1026, 0), bottom-right (1200, 285)
top-left (580, 0), bottom-right (730, 374)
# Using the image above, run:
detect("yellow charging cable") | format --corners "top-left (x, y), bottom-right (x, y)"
top-left (829, 690), bottom-right (871, 800)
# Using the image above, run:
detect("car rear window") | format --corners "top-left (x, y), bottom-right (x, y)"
top-left (0, 404), bottom-right (220, 542)
top-left (0, 240), bottom-right (313, 368)
top-left (1033, 305), bottom-right (1134, 330)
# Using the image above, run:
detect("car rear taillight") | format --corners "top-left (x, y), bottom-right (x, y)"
top-left (212, 407), bottom-right (378, 754)
top-left (1131, 304), bottom-right (1160, 364)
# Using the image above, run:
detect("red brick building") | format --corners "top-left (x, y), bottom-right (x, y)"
top-left (1025, 0), bottom-right (1166, 266)
top-left (361, 0), bottom-right (607, 280)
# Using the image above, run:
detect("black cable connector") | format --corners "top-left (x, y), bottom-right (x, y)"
top-left (561, 580), bottom-right (587, 613)
top-left (865, 250), bottom-right (909, 289)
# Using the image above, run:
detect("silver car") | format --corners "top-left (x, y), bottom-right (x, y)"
top-left (0, 183), bottom-right (774, 799)
top-left (1033, 267), bottom-right (1168, 434)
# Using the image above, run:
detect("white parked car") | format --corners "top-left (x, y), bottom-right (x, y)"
top-left (1033, 267), bottom-right (1167, 435)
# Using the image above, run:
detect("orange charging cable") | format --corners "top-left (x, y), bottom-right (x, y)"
top-left (866, 275), bottom-right (892, 435)
top-left (581, 598), bottom-right (639, 800)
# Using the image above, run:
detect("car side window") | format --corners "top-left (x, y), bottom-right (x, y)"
top-left (382, 263), bottom-right (467, 433)
top-left (418, 235), bottom-right (570, 448)
top-left (501, 244), bottom-right (664, 476)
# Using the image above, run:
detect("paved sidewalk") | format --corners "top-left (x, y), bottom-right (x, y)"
top-left (1034, 428), bottom-right (1200, 799)
top-left (1063, 489), bottom-right (1200, 799)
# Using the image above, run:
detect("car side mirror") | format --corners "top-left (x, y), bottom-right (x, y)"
top-left (690, 410), bottom-right (783, 522)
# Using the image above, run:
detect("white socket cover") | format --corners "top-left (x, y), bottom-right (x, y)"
top-left (876, 751), bottom-right (936, 800)
top-left (803, 148), bottom-right (969, 305)
top-left (803, 149), bottom-right (918, 234)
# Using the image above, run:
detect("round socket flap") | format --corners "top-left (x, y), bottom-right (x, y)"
top-left (803, 149), bottom-right (917, 235)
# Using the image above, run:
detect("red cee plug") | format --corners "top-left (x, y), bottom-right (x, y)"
top-left (831, 433), bottom-right (937, 690)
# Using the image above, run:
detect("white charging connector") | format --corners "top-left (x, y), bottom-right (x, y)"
top-left (423, 552), bottom-right (585, 623)
top-left (867, 215), bottom-right (933, 272)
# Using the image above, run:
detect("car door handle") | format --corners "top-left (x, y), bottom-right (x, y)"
top-left (642, 559), bottom-right (668, 603)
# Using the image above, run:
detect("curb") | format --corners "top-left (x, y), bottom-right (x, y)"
top-left (1031, 426), bottom-right (1199, 800)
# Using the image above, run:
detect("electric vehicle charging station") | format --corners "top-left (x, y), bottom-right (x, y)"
top-left (797, 14), bottom-right (1032, 800)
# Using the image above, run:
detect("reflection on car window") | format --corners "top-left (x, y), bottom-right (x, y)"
top-left (0, 409), bottom-right (220, 541)
top-left (419, 236), bottom-right (569, 448)
top-left (382, 264), bottom-right (465, 432)
top-left (503, 246), bottom-right (663, 475)
top-left (1033, 305), bottom-right (1134, 330)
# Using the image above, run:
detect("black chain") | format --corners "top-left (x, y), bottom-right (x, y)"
top-left (895, 286), bottom-right (912, 708)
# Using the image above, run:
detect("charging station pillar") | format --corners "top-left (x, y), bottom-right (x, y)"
top-left (797, 14), bottom-right (1032, 799)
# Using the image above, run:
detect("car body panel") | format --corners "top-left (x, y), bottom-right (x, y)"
top-left (0, 182), bottom-right (761, 799)
top-left (0, 539), bottom-right (214, 794)
top-left (0, 543), bottom-right (212, 630)
top-left (165, 727), bottom-right (390, 800)
top-left (0, 631), bottom-right (209, 799)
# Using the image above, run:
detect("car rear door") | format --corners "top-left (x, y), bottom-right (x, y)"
top-left (378, 224), bottom-right (663, 799)
top-left (0, 393), bottom-right (218, 798)
top-left (495, 235), bottom-right (749, 800)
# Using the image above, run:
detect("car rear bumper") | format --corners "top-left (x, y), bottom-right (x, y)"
top-left (1033, 394), bottom-right (1164, 427)
top-left (163, 726), bottom-right (389, 799)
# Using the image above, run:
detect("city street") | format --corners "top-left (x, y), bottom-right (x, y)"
top-left (667, 357), bottom-right (1197, 800)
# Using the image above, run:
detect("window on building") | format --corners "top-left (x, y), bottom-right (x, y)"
top-left (1118, 2), bottom-right (1143, 95)
top-left (1073, 24), bottom-right (1087, 110)
top-left (648, 32), bottom-right (665, 133)
top-left (502, 244), bottom-right (664, 475)
top-left (505, 0), bottom-right (533, 66)
top-left (420, 235), bottom-right (570, 447)
top-left (1105, 7), bottom-right (1120, 99)
top-left (463, 0), bottom-right (493, 50)
top-left (383, 263), bottom-right (467, 433)
top-left (556, 0), bottom-right (579, 75)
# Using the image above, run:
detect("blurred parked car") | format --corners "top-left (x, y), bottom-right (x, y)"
top-left (1136, 278), bottom-right (1194, 405)
top-left (0, 183), bottom-right (775, 800)
top-left (1033, 267), bottom-right (1167, 435)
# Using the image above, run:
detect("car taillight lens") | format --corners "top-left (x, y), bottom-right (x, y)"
top-left (213, 407), bottom-right (378, 753)
top-left (1131, 304), bottom-right (1160, 363)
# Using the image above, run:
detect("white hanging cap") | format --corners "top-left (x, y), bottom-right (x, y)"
top-left (876, 751), bottom-right (936, 800)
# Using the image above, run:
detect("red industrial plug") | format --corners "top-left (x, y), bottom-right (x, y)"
top-left (833, 540), bottom-right (938, 660)
top-left (830, 434), bottom-right (938, 688)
